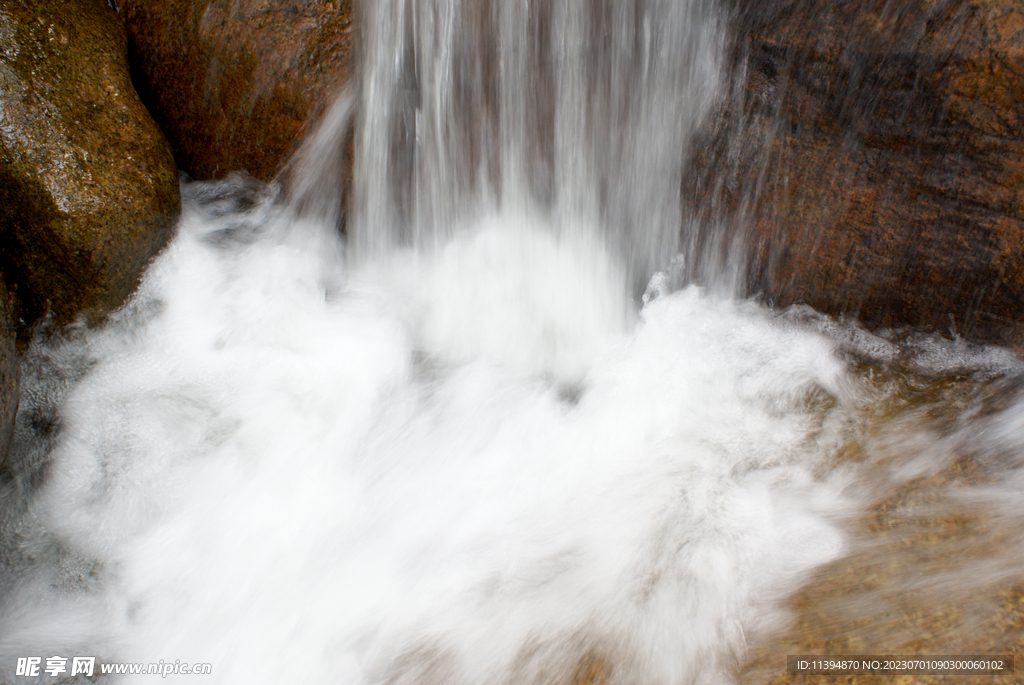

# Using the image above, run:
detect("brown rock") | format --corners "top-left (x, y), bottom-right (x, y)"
top-left (115, 0), bottom-right (355, 182)
top-left (684, 0), bottom-right (1024, 346)
top-left (0, 0), bottom-right (180, 327)
top-left (0, 279), bottom-right (16, 468)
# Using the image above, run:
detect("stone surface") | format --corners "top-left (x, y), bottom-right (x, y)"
top-left (684, 0), bottom-right (1024, 346)
top-left (739, 364), bottom-right (1024, 684)
top-left (115, 0), bottom-right (355, 182)
top-left (0, 279), bottom-right (16, 468)
top-left (0, 0), bottom-right (180, 326)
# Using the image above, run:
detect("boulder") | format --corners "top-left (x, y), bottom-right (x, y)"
top-left (0, 0), bottom-right (180, 326)
top-left (684, 0), bottom-right (1024, 346)
top-left (114, 0), bottom-right (355, 182)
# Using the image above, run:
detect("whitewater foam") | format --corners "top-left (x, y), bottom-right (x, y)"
top-left (0, 177), bottom-right (871, 684)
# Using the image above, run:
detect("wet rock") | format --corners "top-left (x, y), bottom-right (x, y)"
top-left (0, 279), bottom-right (16, 468)
top-left (684, 0), bottom-right (1024, 347)
top-left (0, 0), bottom-right (180, 326)
top-left (114, 0), bottom-right (355, 182)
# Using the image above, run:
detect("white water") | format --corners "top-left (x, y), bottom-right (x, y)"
top-left (2, 0), bottom-right (1024, 683)
top-left (1, 184), bottom-right (862, 684)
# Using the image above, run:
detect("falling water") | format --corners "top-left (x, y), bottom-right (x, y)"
top-left (352, 0), bottom-right (722, 287)
top-left (1, 1), bottom-right (1023, 684)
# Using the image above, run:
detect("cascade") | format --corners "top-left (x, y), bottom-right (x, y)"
top-left (0, 1), bottom-right (1021, 684)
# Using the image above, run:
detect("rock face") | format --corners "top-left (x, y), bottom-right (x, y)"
top-left (115, 0), bottom-right (355, 182)
top-left (684, 0), bottom-right (1024, 346)
top-left (0, 0), bottom-right (180, 327)
top-left (0, 279), bottom-right (16, 468)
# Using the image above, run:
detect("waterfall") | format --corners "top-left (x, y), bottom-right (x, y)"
top-left (1, 1), bottom-right (1023, 684)
top-left (351, 0), bottom-right (722, 289)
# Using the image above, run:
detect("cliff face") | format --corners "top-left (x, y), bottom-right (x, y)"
top-left (684, 0), bottom-right (1024, 346)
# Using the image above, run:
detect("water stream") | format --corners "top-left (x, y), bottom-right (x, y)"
top-left (1, 0), bottom-right (1022, 683)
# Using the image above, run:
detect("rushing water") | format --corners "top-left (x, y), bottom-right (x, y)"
top-left (2, 1), bottom-right (1024, 684)
top-left (352, 0), bottom-right (722, 286)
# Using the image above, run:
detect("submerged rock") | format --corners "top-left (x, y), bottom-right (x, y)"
top-left (114, 0), bottom-right (355, 182)
top-left (0, 0), bottom-right (180, 326)
top-left (685, 0), bottom-right (1024, 347)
